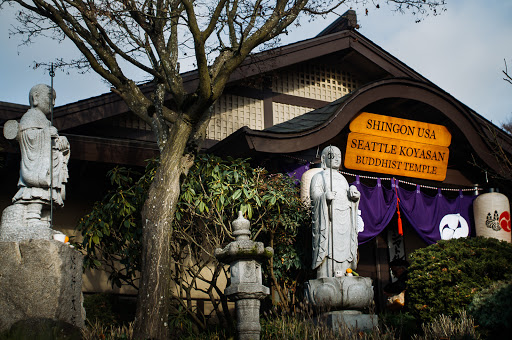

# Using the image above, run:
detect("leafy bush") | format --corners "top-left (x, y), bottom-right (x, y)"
top-left (406, 237), bottom-right (512, 322)
top-left (379, 312), bottom-right (416, 339)
top-left (83, 293), bottom-right (136, 328)
top-left (467, 280), bottom-right (512, 336)
top-left (83, 293), bottom-right (118, 327)
top-left (77, 162), bottom-right (155, 289)
top-left (77, 155), bottom-right (310, 330)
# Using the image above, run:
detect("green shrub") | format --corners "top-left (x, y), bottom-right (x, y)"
top-left (379, 312), bottom-right (416, 339)
top-left (83, 293), bottom-right (117, 327)
top-left (83, 293), bottom-right (136, 328)
top-left (406, 237), bottom-right (512, 322)
top-left (468, 280), bottom-right (512, 336)
top-left (78, 155), bottom-right (311, 328)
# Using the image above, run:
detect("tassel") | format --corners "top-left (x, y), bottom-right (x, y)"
top-left (397, 210), bottom-right (403, 236)
top-left (394, 179), bottom-right (403, 236)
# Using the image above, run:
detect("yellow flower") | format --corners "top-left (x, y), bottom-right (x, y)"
top-left (346, 268), bottom-right (353, 273)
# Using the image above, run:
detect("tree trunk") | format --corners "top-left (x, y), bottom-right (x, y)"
top-left (134, 118), bottom-right (193, 340)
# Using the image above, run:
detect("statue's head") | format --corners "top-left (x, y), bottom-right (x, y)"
top-left (321, 146), bottom-right (342, 170)
top-left (29, 84), bottom-right (56, 116)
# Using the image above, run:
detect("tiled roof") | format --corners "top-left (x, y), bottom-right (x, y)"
top-left (264, 94), bottom-right (350, 133)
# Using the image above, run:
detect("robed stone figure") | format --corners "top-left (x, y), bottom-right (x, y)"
top-left (3, 84), bottom-right (69, 227)
top-left (310, 146), bottom-right (361, 278)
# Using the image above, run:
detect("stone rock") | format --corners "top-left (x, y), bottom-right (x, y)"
top-left (0, 240), bottom-right (85, 332)
top-left (1, 318), bottom-right (82, 340)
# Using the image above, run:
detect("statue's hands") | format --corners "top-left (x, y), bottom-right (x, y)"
top-left (53, 136), bottom-right (70, 151)
top-left (49, 126), bottom-right (58, 136)
top-left (326, 190), bottom-right (336, 201)
top-left (349, 185), bottom-right (360, 202)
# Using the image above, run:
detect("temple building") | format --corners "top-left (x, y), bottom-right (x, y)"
top-left (1, 11), bottom-right (511, 306)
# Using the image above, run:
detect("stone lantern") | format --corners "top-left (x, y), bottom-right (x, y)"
top-left (215, 211), bottom-right (273, 340)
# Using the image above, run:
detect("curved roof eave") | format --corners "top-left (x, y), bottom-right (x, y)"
top-left (213, 78), bottom-right (508, 174)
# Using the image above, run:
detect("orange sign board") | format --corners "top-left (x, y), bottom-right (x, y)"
top-left (344, 132), bottom-right (450, 181)
top-left (349, 112), bottom-right (451, 147)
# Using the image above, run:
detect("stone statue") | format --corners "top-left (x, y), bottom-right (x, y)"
top-left (305, 146), bottom-right (375, 328)
top-left (0, 89), bottom-right (83, 332)
top-left (310, 146), bottom-right (361, 278)
top-left (1, 84), bottom-right (69, 239)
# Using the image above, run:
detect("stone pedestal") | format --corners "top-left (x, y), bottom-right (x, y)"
top-left (0, 240), bottom-right (85, 332)
top-left (305, 276), bottom-right (374, 310)
top-left (322, 310), bottom-right (378, 331)
top-left (305, 276), bottom-right (377, 331)
top-left (0, 204), bottom-right (53, 242)
top-left (234, 299), bottom-right (263, 340)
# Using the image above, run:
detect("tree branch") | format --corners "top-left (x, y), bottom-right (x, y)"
top-left (504, 59), bottom-right (512, 85)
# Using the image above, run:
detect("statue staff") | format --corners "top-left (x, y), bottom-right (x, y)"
top-left (328, 145), bottom-right (334, 276)
top-left (49, 63), bottom-right (55, 228)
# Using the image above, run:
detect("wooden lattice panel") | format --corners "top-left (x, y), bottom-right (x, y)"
top-left (272, 103), bottom-right (311, 125)
top-left (110, 113), bottom-right (152, 131)
top-left (207, 94), bottom-right (264, 140)
top-left (272, 63), bottom-right (359, 102)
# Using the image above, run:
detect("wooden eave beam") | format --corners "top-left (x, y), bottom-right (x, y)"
top-left (66, 134), bottom-right (159, 166)
top-left (216, 78), bottom-right (505, 176)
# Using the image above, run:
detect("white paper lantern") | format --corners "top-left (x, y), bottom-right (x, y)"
top-left (300, 167), bottom-right (323, 206)
top-left (473, 190), bottom-right (511, 243)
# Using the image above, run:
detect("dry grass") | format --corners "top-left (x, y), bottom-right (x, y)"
top-left (81, 320), bottom-right (134, 340)
top-left (412, 310), bottom-right (480, 340)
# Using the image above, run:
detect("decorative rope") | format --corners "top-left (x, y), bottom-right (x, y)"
top-left (280, 154), bottom-right (310, 164)
top-left (338, 170), bottom-right (481, 193)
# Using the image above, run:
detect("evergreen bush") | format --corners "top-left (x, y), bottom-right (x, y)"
top-left (406, 237), bottom-right (512, 323)
top-left (83, 293), bottom-right (118, 327)
top-left (467, 280), bottom-right (512, 336)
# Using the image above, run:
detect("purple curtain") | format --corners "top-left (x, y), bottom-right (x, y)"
top-left (285, 163), bottom-right (310, 183)
top-left (353, 178), bottom-right (477, 245)
top-left (353, 176), bottom-right (396, 244)
top-left (285, 164), bottom-right (477, 245)
top-left (397, 185), bottom-right (476, 244)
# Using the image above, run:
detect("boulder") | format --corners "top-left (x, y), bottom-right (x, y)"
top-left (0, 239), bottom-right (85, 332)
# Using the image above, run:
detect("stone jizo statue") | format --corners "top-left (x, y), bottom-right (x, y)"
top-left (2, 84), bottom-right (69, 228)
top-left (306, 148), bottom-right (374, 324)
top-left (310, 146), bottom-right (361, 278)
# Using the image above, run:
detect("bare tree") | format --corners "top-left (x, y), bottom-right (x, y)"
top-left (504, 59), bottom-right (512, 86)
top-left (1, 0), bottom-right (446, 338)
top-left (501, 59), bottom-right (512, 134)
